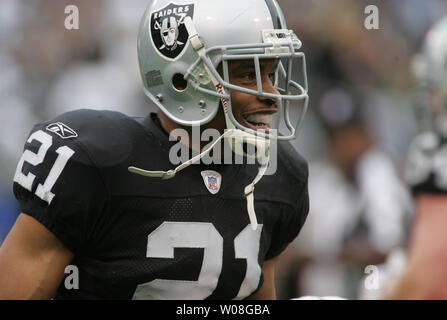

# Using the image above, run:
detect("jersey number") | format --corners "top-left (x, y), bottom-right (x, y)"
top-left (14, 130), bottom-right (75, 204)
top-left (132, 222), bottom-right (263, 300)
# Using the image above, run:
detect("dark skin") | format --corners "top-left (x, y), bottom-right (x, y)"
top-left (0, 59), bottom-right (281, 300)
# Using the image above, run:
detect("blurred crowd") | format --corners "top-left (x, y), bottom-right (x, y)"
top-left (0, 0), bottom-right (446, 299)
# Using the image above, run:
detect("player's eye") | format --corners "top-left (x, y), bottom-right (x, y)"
top-left (268, 72), bottom-right (276, 84)
top-left (240, 72), bottom-right (256, 81)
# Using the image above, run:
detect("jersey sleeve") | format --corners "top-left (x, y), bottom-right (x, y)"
top-left (12, 121), bottom-right (108, 254)
top-left (265, 166), bottom-right (309, 260)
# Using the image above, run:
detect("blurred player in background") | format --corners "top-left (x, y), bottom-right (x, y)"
top-left (386, 15), bottom-right (447, 299)
top-left (288, 87), bottom-right (411, 300)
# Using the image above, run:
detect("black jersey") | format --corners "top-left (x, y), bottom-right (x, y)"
top-left (13, 109), bottom-right (309, 300)
top-left (406, 130), bottom-right (447, 196)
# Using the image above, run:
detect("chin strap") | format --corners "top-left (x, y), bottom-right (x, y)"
top-left (243, 150), bottom-right (270, 230)
top-left (129, 129), bottom-right (234, 180)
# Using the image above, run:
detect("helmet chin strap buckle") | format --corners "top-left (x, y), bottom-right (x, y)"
top-left (161, 170), bottom-right (177, 180)
top-left (184, 16), bottom-right (204, 51)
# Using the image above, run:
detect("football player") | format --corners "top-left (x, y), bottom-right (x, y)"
top-left (0, 0), bottom-right (310, 299)
top-left (386, 15), bottom-right (447, 299)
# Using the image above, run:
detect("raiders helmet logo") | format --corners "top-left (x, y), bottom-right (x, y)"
top-left (150, 3), bottom-right (195, 60)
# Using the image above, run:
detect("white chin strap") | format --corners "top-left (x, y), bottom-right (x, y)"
top-left (129, 17), bottom-right (271, 231)
top-left (129, 130), bottom-right (270, 231)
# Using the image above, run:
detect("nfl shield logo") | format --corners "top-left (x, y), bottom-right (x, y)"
top-left (201, 170), bottom-right (222, 195)
top-left (150, 3), bottom-right (195, 60)
top-left (208, 176), bottom-right (218, 191)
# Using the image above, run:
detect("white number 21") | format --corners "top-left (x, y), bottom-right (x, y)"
top-left (132, 222), bottom-right (263, 300)
top-left (14, 130), bottom-right (75, 204)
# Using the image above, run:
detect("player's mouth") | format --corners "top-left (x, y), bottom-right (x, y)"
top-left (242, 110), bottom-right (276, 132)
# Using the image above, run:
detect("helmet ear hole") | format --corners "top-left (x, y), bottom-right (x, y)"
top-left (172, 73), bottom-right (188, 91)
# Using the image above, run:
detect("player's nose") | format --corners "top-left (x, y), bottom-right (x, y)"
top-left (258, 75), bottom-right (279, 106)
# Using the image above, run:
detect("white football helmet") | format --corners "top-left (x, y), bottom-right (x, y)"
top-left (137, 0), bottom-right (309, 140)
top-left (412, 15), bottom-right (447, 133)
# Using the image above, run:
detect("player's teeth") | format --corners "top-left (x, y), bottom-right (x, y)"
top-left (245, 113), bottom-right (272, 124)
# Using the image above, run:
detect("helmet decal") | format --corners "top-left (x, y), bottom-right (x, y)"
top-left (150, 3), bottom-right (194, 60)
